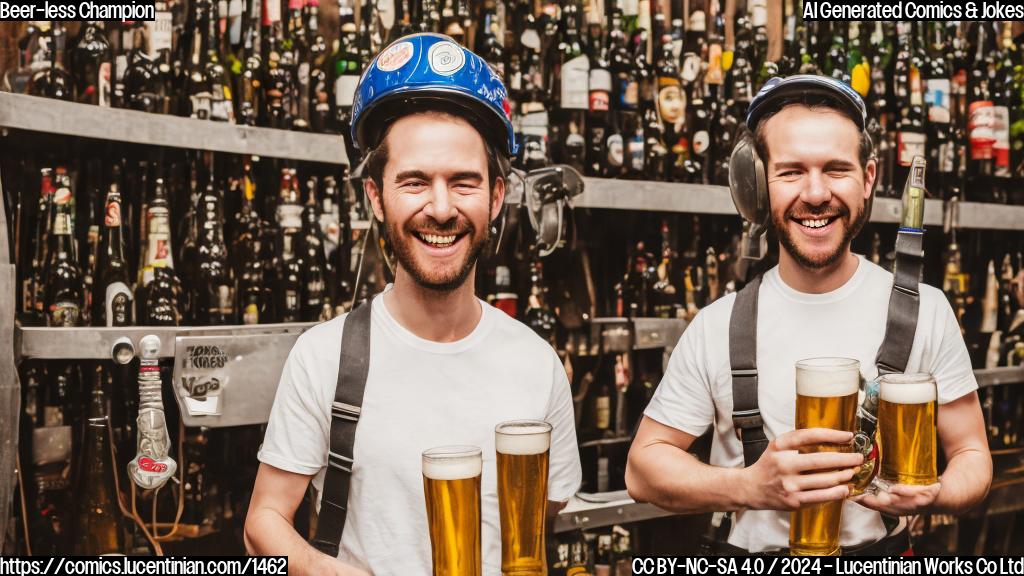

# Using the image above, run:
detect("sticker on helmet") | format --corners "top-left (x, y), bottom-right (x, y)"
top-left (428, 41), bottom-right (466, 76)
top-left (376, 41), bottom-right (414, 72)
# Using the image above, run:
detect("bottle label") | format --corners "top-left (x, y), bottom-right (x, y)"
top-left (264, 0), bottom-right (281, 23)
top-left (147, 11), bottom-right (174, 55)
top-left (968, 100), bottom-right (996, 161)
top-left (105, 282), bottom-right (132, 327)
top-left (897, 131), bottom-right (926, 166)
top-left (286, 290), bottom-right (299, 311)
top-left (104, 199), bottom-right (121, 227)
top-left (596, 396), bottom-right (610, 429)
top-left (993, 105), bottom-right (1010, 177)
top-left (749, 0), bottom-right (768, 26)
top-left (706, 44), bottom-right (724, 85)
top-left (97, 62), bottom-right (111, 108)
top-left (49, 301), bottom-right (80, 327)
top-left (692, 130), bottom-right (710, 155)
top-left (925, 79), bottom-right (950, 124)
top-left (688, 9), bottom-right (706, 32)
top-left (909, 66), bottom-right (922, 105)
top-left (53, 213), bottom-right (71, 235)
top-left (938, 140), bottom-right (955, 174)
top-left (589, 88), bottom-right (609, 112)
top-left (190, 91), bottom-right (213, 120)
top-left (277, 205), bottom-right (304, 229)
top-left (622, 0), bottom-right (638, 15)
top-left (952, 69), bottom-right (967, 96)
top-left (619, 78), bottom-right (638, 109)
top-left (243, 303), bottom-right (259, 325)
top-left (334, 75), bottom-right (359, 108)
top-left (681, 53), bottom-right (701, 83)
top-left (606, 133), bottom-right (624, 167)
top-left (218, 285), bottom-right (234, 316)
top-left (560, 55), bottom-right (590, 110)
top-left (628, 135), bottom-right (644, 171)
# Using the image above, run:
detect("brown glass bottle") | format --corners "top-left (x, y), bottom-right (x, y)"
top-left (74, 366), bottom-right (125, 555)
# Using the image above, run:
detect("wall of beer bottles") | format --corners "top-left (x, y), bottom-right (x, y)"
top-left (2, 0), bottom-right (1024, 563)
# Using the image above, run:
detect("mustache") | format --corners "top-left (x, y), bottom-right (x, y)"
top-left (786, 203), bottom-right (850, 219)
top-left (403, 217), bottom-right (476, 236)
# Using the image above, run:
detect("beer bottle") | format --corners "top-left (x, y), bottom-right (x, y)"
top-left (264, 4), bottom-right (294, 129)
top-left (329, 2), bottom-right (361, 137)
top-left (274, 169), bottom-right (303, 322)
top-left (93, 182), bottom-right (133, 327)
top-left (476, 1), bottom-right (505, 76)
top-left (524, 259), bottom-right (557, 344)
top-left (30, 366), bottom-right (74, 555)
top-left (925, 23), bottom-right (954, 199)
top-left (894, 22), bottom-right (926, 191)
top-left (74, 366), bottom-right (125, 556)
top-left (193, 175), bottom-right (233, 325)
top-left (121, 33), bottom-right (170, 114)
top-left (554, 0), bottom-right (589, 173)
top-left (287, 0), bottom-right (312, 131)
top-left (238, 0), bottom-right (264, 126)
top-left (45, 170), bottom-right (84, 328)
top-left (22, 169), bottom-right (55, 327)
top-left (593, 533), bottom-right (612, 575)
top-left (28, 23), bottom-right (75, 101)
top-left (299, 177), bottom-right (330, 321)
top-left (651, 220), bottom-right (679, 318)
top-left (307, 0), bottom-right (332, 133)
top-left (206, 1), bottom-right (236, 123)
top-left (586, 43), bottom-right (612, 177)
top-left (823, 21), bottom-right (847, 82)
top-left (967, 22), bottom-right (997, 201)
top-left (71, 22), bottom-right (112, 107)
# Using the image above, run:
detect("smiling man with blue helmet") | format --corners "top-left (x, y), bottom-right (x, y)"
top-left (245, 34), bottom-right (581, 575)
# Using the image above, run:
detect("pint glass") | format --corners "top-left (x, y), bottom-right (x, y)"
top-left (422, 445), bottom-right (482, 576)
top-left (496, 420), bottom-right (551, 575)
top-left (878, 373), bottom-right (938, 486)
top-left (789, 358), bottom-right (860, 556)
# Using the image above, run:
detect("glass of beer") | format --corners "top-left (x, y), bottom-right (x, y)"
top-left (878, 373), bottom-right (938, 487)
top-left (422, 445), bottom-right (482, 576)
top-left (789, 358), bottom-right (860, 557)
top-left (496, 420), bottom-right (552, 575)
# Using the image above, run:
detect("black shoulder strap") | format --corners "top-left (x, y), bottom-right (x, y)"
top-left (728, 274), bottom-right (768, 468)
top-left (310, 297), bottom-right (374, 557)
top-left (875, 229), bottom-right (923, 375)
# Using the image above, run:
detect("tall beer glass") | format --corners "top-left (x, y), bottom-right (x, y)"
top-left (422, 445), bottom-right (482, 576)
top-left (496, 420), bottom-right (551, 575)
top-left (789, 358), bottom-right (860, 556)
top-left (878, 373), bottom-right (938, 486)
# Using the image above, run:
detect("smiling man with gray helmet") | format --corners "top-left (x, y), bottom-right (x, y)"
top-left (244, 34), bottom-right (581, 574)
top-left (625, 75), bottom-right (991, 555)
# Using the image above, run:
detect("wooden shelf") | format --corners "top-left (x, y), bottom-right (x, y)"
top-left (0, 92), bottom-right (347, 164)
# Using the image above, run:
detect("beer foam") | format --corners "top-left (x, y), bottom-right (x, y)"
top-left (422, 448), bottom-right (482, 480)
top-left (795, 358), bottom-right (860, 398)
top-left (496, 427), bottom-right (551, 455)
top-left (880, 382), bottom-right (936, 404)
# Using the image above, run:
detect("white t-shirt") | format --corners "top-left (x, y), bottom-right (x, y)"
top-left (258, 286), bottom-right (582, 575)
top-left (645, 256), bottom-right (977, 553)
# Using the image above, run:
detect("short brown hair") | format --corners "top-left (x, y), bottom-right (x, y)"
top-left (363, 110), bottom-right (505, 195)
top-left (752, 95), bottom-right (873, 171)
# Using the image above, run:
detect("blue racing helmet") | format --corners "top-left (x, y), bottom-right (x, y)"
top-left (351, 33), bottom-right (518, 157)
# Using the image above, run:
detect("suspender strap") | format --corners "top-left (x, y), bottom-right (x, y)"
top-left (310, 298), bottom-right (374, 557)
top-left (876, 229), bottom-right (923, 375)
top-left (729, 275), bottom-right (768, 468)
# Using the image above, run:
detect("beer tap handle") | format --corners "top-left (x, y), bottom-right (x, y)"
top-left (128, 335), bottom-right (178, 490)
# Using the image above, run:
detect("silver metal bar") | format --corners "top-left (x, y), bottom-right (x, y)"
top-left (975, 367), bottom-right (1024, 388)
top-left (18, 322), bottom-right (317, 360)
top-left (955, 202), bottom-right (1024, 231)
top-left (577, 178), bottom-right (951, 227)
top-left (554, 490), bottom-right (676, 533)
top-left (0, 93), bottom-right (347, 165)
top-left (0, 265), bottom-right (19, 554)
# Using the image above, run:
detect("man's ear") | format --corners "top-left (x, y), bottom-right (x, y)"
top-left (863, 158), bottom-right (878, 201)
top-left (364, 177), bottom-right (385, 223)
top-left (490, 176), bottom-right (506, 224)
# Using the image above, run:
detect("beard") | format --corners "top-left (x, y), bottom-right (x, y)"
top-left (772, 198), bottom-right (869, 270)
top-left (383, 207), bottom-right (491, 293)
